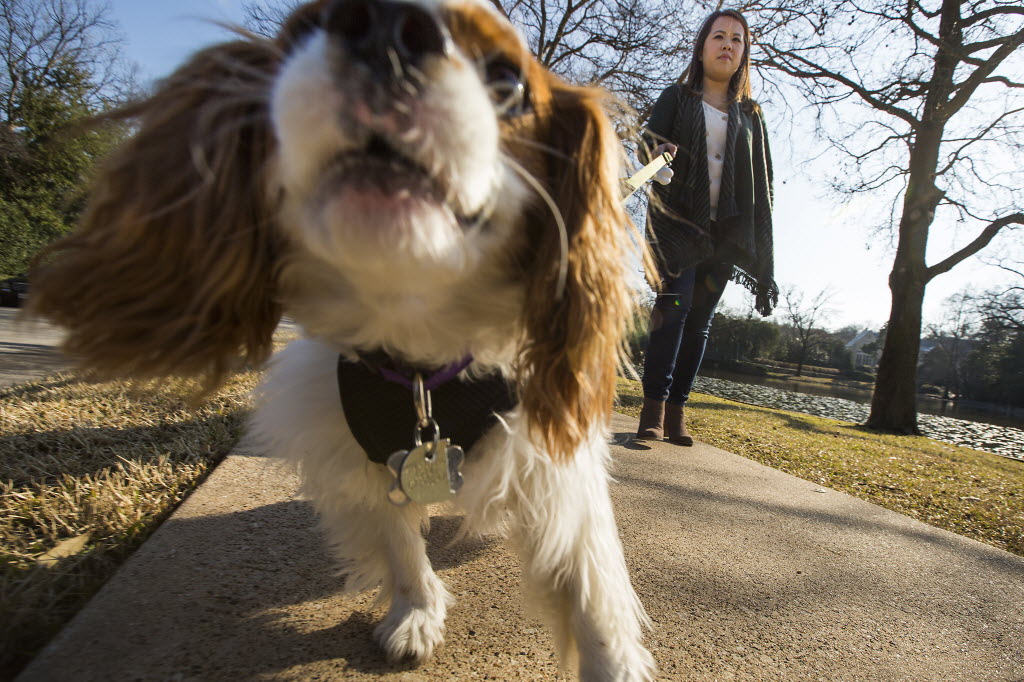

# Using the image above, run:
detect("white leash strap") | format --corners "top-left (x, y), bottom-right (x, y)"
top-left (624, 151), bottom-right (674, 195)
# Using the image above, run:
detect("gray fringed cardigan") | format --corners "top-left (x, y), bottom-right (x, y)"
top-left (643, 84), bottom-right (779, 316)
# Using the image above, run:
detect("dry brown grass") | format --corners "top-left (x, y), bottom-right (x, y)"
top-left (616, 377), bottom-right (1024, 557)
top-left (0, 331), bottom-right (298, 677)
top-left (0, 372), bottom-right (258, 675)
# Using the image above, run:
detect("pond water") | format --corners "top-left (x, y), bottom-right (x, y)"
top-left (699, 367), bottom-right (1024, 431)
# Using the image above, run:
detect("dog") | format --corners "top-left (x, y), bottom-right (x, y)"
top-left (30, 0), bottom-right (656, 678)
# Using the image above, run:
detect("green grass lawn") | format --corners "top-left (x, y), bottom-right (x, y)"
top-left (762, 370), bottom-right (874, 390)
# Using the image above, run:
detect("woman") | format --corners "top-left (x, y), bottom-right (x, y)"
top-left (637, 9), bottom-right (778, 445)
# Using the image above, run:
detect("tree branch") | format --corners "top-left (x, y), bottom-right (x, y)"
top-left (961, 4), bottom-right (1024, 28)
top-left (926, 213), bottom-right (1024, 281)
top-left (937, 106), bottom-right (1024, 176)
top-left (944, 27), bottom-right (1024, 117)
top-left (983, 75), bottom-right (1024, 88)
top-left (759, 44), bottom-right (920, 127)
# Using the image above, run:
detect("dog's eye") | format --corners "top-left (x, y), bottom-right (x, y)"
top-left (485, 59), bottom-right (529, 118)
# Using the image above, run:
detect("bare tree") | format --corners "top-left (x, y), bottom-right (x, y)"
top-left (968, 260), bottom-right (1024, 332)
top-left (922, 291), bottom-right (977, 398)
top-left (493, 0), bottom-right (704, 117)
top-left (755, 0), bottom-right (1024, 434)
top-left (0, 0), bottom-right (132, 121)
top-left (241, 0), bottom-right (303, 38)
top-left (781, 285), bottom-right (835, 376)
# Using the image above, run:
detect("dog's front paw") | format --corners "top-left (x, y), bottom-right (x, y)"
top-left (374, 596), bottom-right (449, 664)
top-left (578, 640), bottom-right (656, 682)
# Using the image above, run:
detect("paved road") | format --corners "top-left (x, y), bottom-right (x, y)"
top-left (18, 412), bottom-right (1024, 681)
top-left (0, 312), bottom-right (302, 390)
top-left (0, 307), bottom-right (68, 388)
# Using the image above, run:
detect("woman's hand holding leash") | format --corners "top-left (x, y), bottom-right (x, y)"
top-left (651, 143), bottom-right (677, 185)
top-left (624, 142), bottom-right (677, 195)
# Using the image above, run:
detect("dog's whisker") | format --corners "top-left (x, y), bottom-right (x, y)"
top-left (502, 134), bottom-right (570, 162)
top-left (212, 20), bottom-right (290, 60)
top-left (200, 49), bottom-right (281, 88)
top-left (503, 155), bottom-right (569, 300)
top-left (200, 106), bottom-right (271, 131)
top-left (399, 78), bottom-right (419, 98)
top-left (189, 141), bottom-right (217, 185)
top-left (407, 64), bottom-right (428, 88)
top-left (386, 47), bottom-right (404, 81)
top-left (492, 412), bottom-right (513, 435)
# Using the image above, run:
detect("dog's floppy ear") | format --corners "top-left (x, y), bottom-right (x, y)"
top-left (518, 81), bottom-right (641, 460)
top-left (30, 39), bottom-right (283, 390)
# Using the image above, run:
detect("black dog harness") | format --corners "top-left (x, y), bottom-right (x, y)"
top-left (336, 351), bottom-right (518, 464)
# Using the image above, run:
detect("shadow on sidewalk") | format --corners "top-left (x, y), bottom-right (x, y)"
top-left (615, 467), bottom-right (1023, 573)
top-left (33, 498), bottom-right (503, 679)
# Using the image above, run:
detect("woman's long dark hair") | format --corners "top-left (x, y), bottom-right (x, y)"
top-left (682, 9), bottom-right (753, 105)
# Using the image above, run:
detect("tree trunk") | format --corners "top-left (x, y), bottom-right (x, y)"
top-left (866, 98), bottom-right (947, 434)
top-left (867, 262), bottom-right (926, 433)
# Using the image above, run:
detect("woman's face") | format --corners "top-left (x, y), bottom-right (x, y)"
top-left (701, 16), bottom-right (746, 84)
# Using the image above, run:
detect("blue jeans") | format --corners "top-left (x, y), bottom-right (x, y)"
top-left (642, 262), bottom-right (732, 405)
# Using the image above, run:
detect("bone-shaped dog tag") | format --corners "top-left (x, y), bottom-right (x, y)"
top-left (387, 438), bottom-right (464, 506)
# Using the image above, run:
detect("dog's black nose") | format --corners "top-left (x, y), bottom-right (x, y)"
top-left (324, 0), bottom-right (449, 76)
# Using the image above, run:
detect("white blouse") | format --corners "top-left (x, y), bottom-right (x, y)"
top-left (703, 100), bottom-right (729, 220)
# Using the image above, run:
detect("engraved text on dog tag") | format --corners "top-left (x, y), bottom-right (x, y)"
top-left (387, 438), bottom-right (464, 505)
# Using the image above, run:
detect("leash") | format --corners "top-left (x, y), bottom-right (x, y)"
top-left (624, 151), bottom-right (674, 196)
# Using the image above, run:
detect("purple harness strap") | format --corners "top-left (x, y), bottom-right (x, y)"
top-left (377, 355), bottom-right (474, 391)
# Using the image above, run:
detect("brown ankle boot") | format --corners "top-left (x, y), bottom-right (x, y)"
top-left (665, 403), bottom-right (693, 446)
top-left (636, 398), bottom-right (665, 440)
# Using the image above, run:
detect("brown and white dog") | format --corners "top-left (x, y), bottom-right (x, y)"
top-left (31, 0), bottom-right (656, 678)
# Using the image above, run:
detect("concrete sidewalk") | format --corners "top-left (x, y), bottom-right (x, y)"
top-left (17, 412), bottom-right (1024, 681)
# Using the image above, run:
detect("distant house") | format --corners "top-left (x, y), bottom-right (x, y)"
top-left (846, 330), bottom-right (942, 369)
top-left (845, 329), bottom-right (879, 368)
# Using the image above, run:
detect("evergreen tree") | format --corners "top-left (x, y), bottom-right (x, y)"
top-left (0, 0), bottom-right (131, 277)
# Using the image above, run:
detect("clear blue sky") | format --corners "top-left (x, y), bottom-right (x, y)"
top-left (105, 1), bottom-right (1015, 332)
top-left (109, 0), bottom-right (248, 85)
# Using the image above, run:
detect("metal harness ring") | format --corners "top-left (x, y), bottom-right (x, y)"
top-left (412, 372), bottom-right (433, 428)
top-left (412, 372), bottom-right (439, 455)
